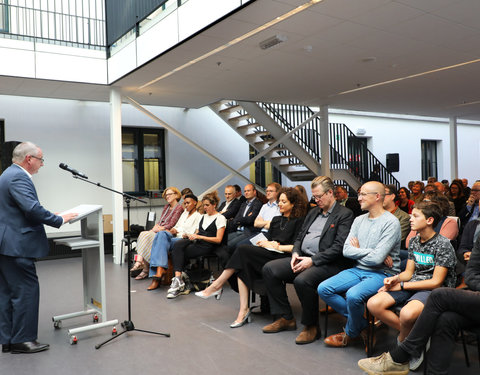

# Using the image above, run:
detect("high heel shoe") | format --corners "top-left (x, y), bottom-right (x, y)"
top-left (195, 288), bottom-right (223, 300)
top-left (230, 310), bottom-right (251, 328)
top-left (147, 278), bottom-right (160, 291)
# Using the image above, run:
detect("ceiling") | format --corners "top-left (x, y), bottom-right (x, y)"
top-left (3, 0), bottom-right (480, 121)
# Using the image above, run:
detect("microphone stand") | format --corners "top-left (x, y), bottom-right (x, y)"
top-left (69, 175), bottom-right (170, 349)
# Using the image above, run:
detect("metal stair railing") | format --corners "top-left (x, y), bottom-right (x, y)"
top-left (257, 102), bottom-right (400, 189)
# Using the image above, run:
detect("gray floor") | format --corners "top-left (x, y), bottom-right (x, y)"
top-left (0, 256), bottom-right (478, 375)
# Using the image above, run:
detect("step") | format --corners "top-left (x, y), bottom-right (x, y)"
top-left (219, 104), bottom-right (243, 114)
top-left (245, 130), bottom-right (270, 139)
top-left (236, 122), bottom-right (262, 131)
top-left (228, 114), bottom-right (252, 123)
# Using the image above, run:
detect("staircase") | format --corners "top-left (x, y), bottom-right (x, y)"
top-left (209, 100), bottom-right (400, 190)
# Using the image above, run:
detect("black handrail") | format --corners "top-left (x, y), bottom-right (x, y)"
top-left (257, 102), bottom-right (400, 189)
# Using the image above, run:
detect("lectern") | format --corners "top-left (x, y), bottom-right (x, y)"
top-left (52, 204), bottom-right (118, 344)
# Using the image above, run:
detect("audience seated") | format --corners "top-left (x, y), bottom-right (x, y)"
top-left (411, 181), bottom-right (424, 205)
top-left (335, 185), bottom-right (363, 217)
top-left (456, 217), bottom-right (480, 275)
top-left (358, 234), bottom-right (480, 375)
top-left (195, 188), bottom-right (307, 328)
top-left (448, 179), bottom-right (466, 216)
top-left (226, 184), bottom-right (263, 251)
top-left (458, 180), bottom-right (480, 229)
top-left (262, 177), bottom-right (354, 344)
top-left (130, 187), bottom-right (184, 280)
top-left (253, 182), bottom-right (282, 232)
top-left (462, 178), bottom-right (471, 199)
top-left (167, 191), bottom-right (226, 299)
top-left (396, 187), bottom-right (415, 214)
top-left (367, 201), bottom-right (456, 370)
top-left (218, 185), bottom-right (242, 223)
top-left (384, 185), bottom-right (410, 247)
top-left (317, 181), bottom-right (401, 348)
top-left (145, 194), bottom-right (202, 291)
top-left (405, 193), bottom-right (459, 248)
top-left (431, 182), bottom-right (456, 216)
top-left (234, 184), bottom-right (246, 204)
top-left (294, 184), bottom-right (312, 211)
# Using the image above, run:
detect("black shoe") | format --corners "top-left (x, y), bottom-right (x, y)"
top-left (11, 341), bottom-right (49, 354)
top-left (2, 344), bottom-right (11, 353)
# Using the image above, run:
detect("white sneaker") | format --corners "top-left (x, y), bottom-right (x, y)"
top-left (167, 277), bottom-right (181, 293)
top-left (409, 351), bottom-right (423, 370)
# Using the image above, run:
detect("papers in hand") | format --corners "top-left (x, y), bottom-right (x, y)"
top-left (249, 233), bottom-right (283, 253)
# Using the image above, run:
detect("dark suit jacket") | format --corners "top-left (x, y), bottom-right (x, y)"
top-left (293, 203), bottom-right (354, 268)
top-left (0, 164), bottom-right (63, 259)
top-left (218, 199), bottom-right (241, 220)
top-left (229, 197), bottom-right (263, 235)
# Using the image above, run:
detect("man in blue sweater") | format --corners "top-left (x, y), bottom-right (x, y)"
top-left (318, 181), bottom-right (401, 347)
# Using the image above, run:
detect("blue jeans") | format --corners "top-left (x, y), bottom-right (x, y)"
top-left (148, 231), bottom-right (181, 277)
top-left (317, 267), bottom-right (387, 337)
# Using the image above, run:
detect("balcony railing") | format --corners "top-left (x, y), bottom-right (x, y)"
top-left (0, 1), bottom-right (105, 49)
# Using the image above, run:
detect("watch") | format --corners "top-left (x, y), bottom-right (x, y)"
top-left (400, 281), bottom-right (404, 290)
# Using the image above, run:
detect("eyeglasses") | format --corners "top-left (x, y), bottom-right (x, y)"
top-left (358, 192), bottom-right (381, 197)
top-left (29, 155), bottom-right (44, 163)
top-left (312, 191), bottom-right (327, 201)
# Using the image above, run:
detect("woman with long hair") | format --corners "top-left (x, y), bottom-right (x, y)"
top-left (195, 188), bottom-right (307, 328)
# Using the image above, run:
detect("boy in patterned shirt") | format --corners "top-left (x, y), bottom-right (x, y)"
top-left (366, 201), bottom-right (456, 370)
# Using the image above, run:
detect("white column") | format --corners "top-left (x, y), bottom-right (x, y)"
top-left (449, 116), bottom-right (458, 180)
top-left (319, 105), bottom-right (331, 177)
top-left (110, 88), bottom-right (124, 265)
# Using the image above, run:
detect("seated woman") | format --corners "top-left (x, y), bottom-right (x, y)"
top-left (367, 202), bottom-right (456, 370)
top-left (130, 187), bottom-right (184, 280)
top-left (167, 191), bottom-right (226, 299)
top-left (146, 194), bottom-right (202, 291)
top-left (196, 188), bottom-right (307, 328)
top-left (396, 187), bottom-right (415, 214)
top-left (448, 179), bottom-right (466, 216)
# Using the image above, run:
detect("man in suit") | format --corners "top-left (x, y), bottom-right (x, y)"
top-left (262, 176), bottom-right (354, 344)
top-left (226, 184), bottom-right (263, 251)
top-left (0, 142), bottom-right (77, 354)
top-left (218, 185), bottom-right (241, 222)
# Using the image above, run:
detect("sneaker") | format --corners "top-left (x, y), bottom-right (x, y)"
top-left (409, 337), bottom-right (430, 371)
top-left (167, 278), bottom-right (185, 299)
top-left (358, 352), bottom-right (409, 375)
top-left (167, 277), bottom-right (182, 294)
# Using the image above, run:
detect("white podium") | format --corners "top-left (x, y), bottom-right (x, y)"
top-left (52, 204), bottom-right (118, 344)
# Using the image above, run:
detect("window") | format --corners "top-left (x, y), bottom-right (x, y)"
top-left (249, 146), bottom-right (282, 188)
top-left (122, 127), bottom-right (165, 195)
top-left (421, 140), bottom-right (437, 180)
top-left (0, 1), bottom-right (7, 33)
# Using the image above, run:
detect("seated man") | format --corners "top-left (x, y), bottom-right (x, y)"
top-left (226, 184), bottom-right (263, 251)
top-left (458, 180), bottom-right (480, 228)
top-left (358, 234), bottom-right (480, 375)
top-left (262, 176), bottom-right (354, 344)
top-left (317, 181), bottom-right (401, 347)
top-left (367, 201), bottom-right (456, 370)
top-left (254, 182), bottom-right (281, 232)
top-left (383, 184), bottom-right (410, 247)
top-left (335, 185), bottom-right (363, 217)
top-left (218, 185), bottom-right (241, 222)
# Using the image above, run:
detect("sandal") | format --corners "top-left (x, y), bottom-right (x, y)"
top-left (130, 261), bottom-right (143, 272)
top-left (135, 270), bottom-right (149, 280)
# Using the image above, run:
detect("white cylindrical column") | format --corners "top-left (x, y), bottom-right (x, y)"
top-left (110, 88), bottom-right (124, 265)
top-left (319, 105), bottom-right (331, 178)
top-left (449, 116), bottom-right (458, 180)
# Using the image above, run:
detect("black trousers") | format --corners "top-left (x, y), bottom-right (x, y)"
top-left (262, 257), bottom-right (340, 326)
top-left (171, 239), bottom-right (214, 272)
top-left (399, 288), bottom-right (480, 375)
top-left (0, 254), bottom-right (39, 344)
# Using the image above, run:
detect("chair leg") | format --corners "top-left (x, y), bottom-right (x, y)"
top-left (461, 330), bottom-right (471, 367)
top-left (324, 304), bottom-right (328, 338)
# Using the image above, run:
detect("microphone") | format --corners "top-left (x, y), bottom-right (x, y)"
top-left (59, 163), bottom-right (88, 179)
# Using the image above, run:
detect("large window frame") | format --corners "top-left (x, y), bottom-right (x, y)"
top-left (122, 127), bottom-right (166, 196)
top-left (421, 140), bottom-right (438, 180)
top-left (0, 1), bottom-right (8, 33)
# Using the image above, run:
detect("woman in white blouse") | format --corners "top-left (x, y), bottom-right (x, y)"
top-left (146, 194), bottom-right (202, 291)
top-left (167, 191), bottom-right (226, 299)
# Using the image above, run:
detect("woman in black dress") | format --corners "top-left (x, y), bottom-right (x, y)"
top-left (195, 188), bottom-right (307, 328)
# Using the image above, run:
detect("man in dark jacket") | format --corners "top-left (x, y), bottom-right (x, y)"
top-left (358, 233), bottom-right (480, 375)
top-left (262, 176), bottom-right (354, 344)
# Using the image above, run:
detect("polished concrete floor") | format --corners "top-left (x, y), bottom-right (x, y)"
top-left (0, 256), bottom-right (478, 375)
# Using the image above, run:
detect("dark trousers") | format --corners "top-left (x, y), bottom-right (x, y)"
top-left (0, 254), bottom-right (39, 344)
top-left (399, 288), bottom-right (480, 375)
top-left (171, 239), bottom-right (214, 272)
top-left (263, 257), bottom-right (340, 326)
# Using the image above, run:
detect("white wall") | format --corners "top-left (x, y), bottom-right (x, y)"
top-left (0, 94), bottom-right (250, 232)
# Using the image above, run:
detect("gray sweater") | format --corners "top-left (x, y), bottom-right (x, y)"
top-left (343, 211), bottom-right (401, 275)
